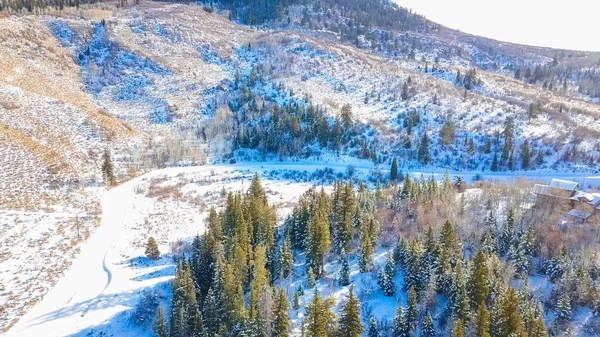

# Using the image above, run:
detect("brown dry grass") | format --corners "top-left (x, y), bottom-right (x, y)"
top-left (0, 18), bottom-right (140, 140)
top-left (0, 123), bottom-right (74, 176)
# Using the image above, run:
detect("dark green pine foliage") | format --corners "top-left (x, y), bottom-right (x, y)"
top-left (337, 286), bottom-right (363, 337)
top-left (293, 290), bottom-right (300, 310)
top-left (467, 251), bottom-right (490, 309)
top-left (154, 306), bottom-right (168, 337)
top-left (520, 140), bottom-right (530, 169)
top-left (381, 252), bottom-right (395, 296)
top-left (358, 218), bottom-right (377, 272)
top-left (420, 313), bottom-right (435, 337)
top-left (390, 158), bottom-right (399, 182)
top-left (191, 233), bottom-right (215, 304)
top-left (418, 132), bottom-right (431, 164)
top-left (170, 262), bottom-right (203, 337)
top-left (556, 292), bottom-right (571, 324)
top-left (145, 236), bottom-right (161, 260)
top-left (405, 286), bottom-right (418, 334)
top-left (279, 233), bottom-right (294, 280)
top-left (393, 304), bottom-right (408, 337)
top-left (331, 181), bottom-right (356, 254)
top-left (203, 287), bottom-right (222, 336)
top-left (306, 189), bottom-right (331, 275)
top-left (499, 208), bottom-right (516, 255)
top-left (422, 224), bottom-right (437, 281)
top-left (303, 290), bottom-right (337, 337)
top-left (403, 240), bottom-right (422, 292)
top-left (273, 288), bottom-right (290, 337)
top-left (475, 302), bottom-right (491, 337)
top-left (368, 317), bottom-right (378, 337)
top-left (449, 261), bottom-right (469, 324)
top-left (339, 248), bottom-right (350, 286)
top-left (490, 153), bottom-right (499, 171)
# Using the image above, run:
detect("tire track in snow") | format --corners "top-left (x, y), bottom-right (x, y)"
top-left (80, 199), bottom-right (126, 317)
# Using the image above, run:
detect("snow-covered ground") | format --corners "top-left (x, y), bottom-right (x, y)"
top-left (4, 161), bottom-right (600, 336)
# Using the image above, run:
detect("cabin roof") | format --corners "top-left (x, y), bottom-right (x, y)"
top-left (570, 191), bottom-right (600, 206)
top-left (567, 209), bottom-right (591, 219)
top-left (532, 184), bottom-right (552, 195)
top-left (549, 179), bottom-right (579, 191)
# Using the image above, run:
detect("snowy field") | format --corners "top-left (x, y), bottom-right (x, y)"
top-left (3, 161), bottom-right (600, 336)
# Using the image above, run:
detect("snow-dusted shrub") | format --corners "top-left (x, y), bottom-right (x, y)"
top-left (130, 289), bottom-right (161, 328)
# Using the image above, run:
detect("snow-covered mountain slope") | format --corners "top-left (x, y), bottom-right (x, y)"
top-left (1, 1), bottom-right (600, 334)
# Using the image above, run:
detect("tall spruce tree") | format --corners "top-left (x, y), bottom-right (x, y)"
top-left (273, 288), bottom-right (290, 337)
top-left (394, 304), bottom-right (408, 337)
top-left (468, 251), bottom-right (490, 309)
top-left (337, 286), bottom-right (363, 337)
top-left (101, 148), bottom-right (116, 187)
top-left (494, 288), bottom-right (526, 337)
top-left (405, 286), bottom-right (418, 334)
top-left (306, 189), bottom-right (331, 275)
top-left (474, 302), bottom-right (491, 337)
top-left (418, 132), bottom-right (431, 164)
top-left (154, 306), bottom-right (168, 337)
top-left (390, 158), bottom-right (399, 182)
top-left (279, 233), bottom-right (294, 280)
top-left (453, 320), bottom-right (465, 337)
top-left (170, 262), bottom-right (203, 337)
top-left (358, 218), bottom-right (377, 272)
top-left (339, 248), bottom-right (350, 286)
top-left (304, 290), bottom-right (337, 337)
top-left (368, 317), bottom-right (378, 337)
top-left (421, 313), bottom-right (435, 337)
top-left (145, 237), bottom-right (161, 260)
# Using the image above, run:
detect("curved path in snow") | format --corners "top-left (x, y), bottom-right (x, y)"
top-left (6, 178), bottom-right (135, 337)
top-left (6, 162), bottom-right (599, 337)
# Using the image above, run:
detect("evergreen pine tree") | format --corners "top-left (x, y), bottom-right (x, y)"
top-left (439, 220), bottom-right (461, 262)
top-left (170, 262), bottom-right (203, 337)
top-left (520, 140), bottom-right (531, 169)
top-left (203, 287), bottom-right (221, 335)
top-left (154, 306), bottom-right (168, 337)
top-left (450, 261), bottom-right (469, 323)
top-left (390, 158), bottom-right (399, 182)
top-left (308, 267), bottom-right (316, 288)
top-left (474, 302), bottom-right (491, 337)
top-left (101, 148), bottom-right (116, 187)
top-left (405, 286), bottom-right (418, 333)
top-left (382, 252), bottom-right (395, 296)
top-left (222, 263), bottom-right (246, 330)
top-left (401, 81), bottom-right (409, 101)
top-left (358, 218), bottom-right (377, 272)
top-left (556, 292), bottom-right (571, 324)
top-left (421, 313), bottom-right (435, 337)
top-left (490, 153), bottom-right (499, 171)
top-left (304, 290), bottom-right (337, 337)
top-left (453, 319), bottom-right (464, 337)
top-left (280, 234), bottom-right (294, 279)
top-left (494, 288), bottom-right (526, 337)
top-left (293, 290), bottom-right (300, 310)
top-left (339, 249), bottom-right (350, 286)
top-left (393, 304), bottom-right (407, 337)
top-left (467, 251), bottom-right (490, 309)
top-left (418, 132), bottom-right (431, 164)
top-left (338, 286), bottom-right (363, 337)
top-left (145, 237), bottom-right (161, 260)
top-left (368, 317), bottom-right (378, 337)
top-left (249, 245), bottom-right (270, 337)
top-left (535, 151), bottom-right (544, 167)
top-left (306, 189), bottom-right (331, 275)
top-left (273, 288), bottom-right (290, 337)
